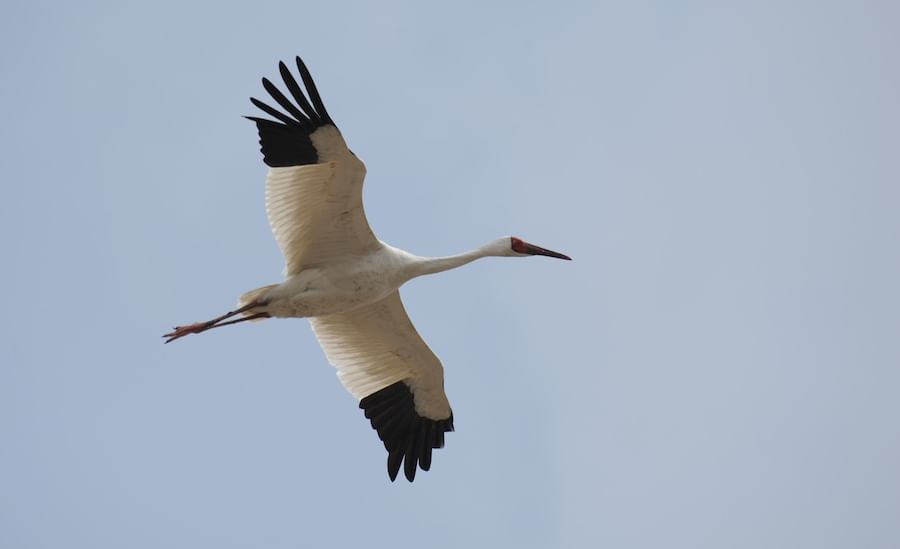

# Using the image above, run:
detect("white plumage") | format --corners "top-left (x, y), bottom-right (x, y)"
top-left (164, 56), bottom-right (571, 482)
top-left (312, 291), bottom-right (451, 419)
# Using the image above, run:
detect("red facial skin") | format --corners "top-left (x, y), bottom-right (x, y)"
top-left (510, 236), bottom-right (529, 254)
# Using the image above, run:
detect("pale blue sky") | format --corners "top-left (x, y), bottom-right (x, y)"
top-left (2, 1), bottom-right (899, 548)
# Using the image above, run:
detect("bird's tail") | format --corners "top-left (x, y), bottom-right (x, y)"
top-left (238, 284), bottom-right (279, 317)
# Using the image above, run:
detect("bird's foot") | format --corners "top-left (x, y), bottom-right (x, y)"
top-left (163, 321), bottom-right (213, 343)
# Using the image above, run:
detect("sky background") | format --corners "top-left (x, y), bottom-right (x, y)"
top-left (2, 1), bottom-right (899, 547)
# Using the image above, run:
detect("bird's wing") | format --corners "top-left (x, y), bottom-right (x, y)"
top-left (310, 291), bottom-right (454, 482)
top-left (247, 57), bottom-right (378, 273)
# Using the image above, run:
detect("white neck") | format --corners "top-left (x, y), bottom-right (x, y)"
top-left (406, 239), bottom-right (511, 279)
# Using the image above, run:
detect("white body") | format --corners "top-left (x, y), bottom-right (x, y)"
top-left (255, 245), bottom-right (411, 318)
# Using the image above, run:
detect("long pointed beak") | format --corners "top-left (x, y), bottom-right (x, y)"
top-left (523, 242), bottom-right (571, 260)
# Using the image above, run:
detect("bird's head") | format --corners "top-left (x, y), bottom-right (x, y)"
top-left (498, 236), bottom-right (571, 260)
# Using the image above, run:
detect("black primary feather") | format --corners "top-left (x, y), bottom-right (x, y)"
top-left (359, 381), bottom-right (454, 482)
top-left (246, 57), bottom-right (335, 167)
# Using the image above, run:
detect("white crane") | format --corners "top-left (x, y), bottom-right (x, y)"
top-left (164, 57), bottom-right (571, 482)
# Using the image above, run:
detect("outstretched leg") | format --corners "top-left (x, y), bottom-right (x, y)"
top-left (163, 301), bottom-right (269, 343)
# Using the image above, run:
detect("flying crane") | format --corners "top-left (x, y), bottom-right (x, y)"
top-left (164, 57), bottom-right (571, 481)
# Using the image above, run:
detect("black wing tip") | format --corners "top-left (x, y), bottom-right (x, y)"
top-left (247, 56), bottom-right (338, 167)
top-left (245, 116), bottom-right (318, 167)
top-left (293, 56), bottom-right (334, 126)
top-left (251, 56), bottom-right (334, 127)
top-left (360, 381), bottom-right (454, 483)
top-left (387, 450), bottom-right (403, 482)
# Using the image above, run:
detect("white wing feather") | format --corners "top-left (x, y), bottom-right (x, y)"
top-left (264, 127), bottom-right (377, 274)
top-left (310, 291), bottom-right (452, 420)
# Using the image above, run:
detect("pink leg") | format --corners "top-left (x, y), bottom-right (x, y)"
top-left (163, 302), bottom-right (268, 344)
